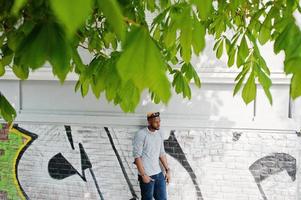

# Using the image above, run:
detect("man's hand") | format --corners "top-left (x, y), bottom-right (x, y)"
top-left (142, 175), bottom-right (154, 183)
top-left (165, 170), bottom-right (171, 184)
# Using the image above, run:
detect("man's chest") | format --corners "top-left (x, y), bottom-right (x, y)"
top-left (143, 134), bottom-right (162, 153)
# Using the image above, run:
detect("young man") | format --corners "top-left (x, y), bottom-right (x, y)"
top-left (133, 112), bottom-right (171, 200)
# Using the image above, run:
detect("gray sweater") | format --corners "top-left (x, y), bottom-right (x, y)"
top-left (133, 127), bottom-right (166, 176)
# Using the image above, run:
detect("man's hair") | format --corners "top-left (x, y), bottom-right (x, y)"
top-left (147, 112), bottom-right (160, 120)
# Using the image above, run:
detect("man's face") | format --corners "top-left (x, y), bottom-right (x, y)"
top-left (148, 117), bottom-right (161, 130)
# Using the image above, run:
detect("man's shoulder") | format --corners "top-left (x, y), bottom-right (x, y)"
top-left (134, 127), bottom-right (148, 137)
top-left (136, 127), bottom-right (147, 135)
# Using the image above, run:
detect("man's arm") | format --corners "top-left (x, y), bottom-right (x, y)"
top-left (134, 158), bottom-right (146, 176)
top-left (160, 154), bottom-right (171, 184)
top-left (133, 132), bottom-right (153, 183)
top-left (159, 155), bottom-right (169, 172)
top-left (159, 133), bottom-right (171, 183)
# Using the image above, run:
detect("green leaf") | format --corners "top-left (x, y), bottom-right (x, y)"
top-left (118, 81), bottom-right (141, 112)
top-left (105, 76), bottom-right (119, 101)
top-left (159, 0), bottom-right (170, 9)
top-left (258, 18), bottom-right (271, 45)
top-left (233, 76), bottom-right (245, 96)
top-left (274, 25), bottom-right (290, 54)
top-left (72, 49), bottom-right (85, 73)
top-left (213, 38), bottom-right (222, 51)
top-left (0, 62), bottom-right (5, 77)
top-left (16, 24), bottom-right (48, 68)
top-left (48, 25), bottom-right (72, 82)
top-left (173, 72), bottom-right (183, 92)
top-left (193, 0), bottom-right (212, 20)
top-left (103, 32), bottom-right (116, 49)
top-left (88, 31), bottom-right (102, 51)
top-left (192, 19), bottom-right (205, 55)
top-left (16, 23), bottom-right (72, 82)
top-left (104, 55), bottom-right (121, 102)
top-left (216, 39), bottom-right (224, 59)
top-left (235, 63), bottom-right (250, 81)
top-left (0, 92), bottom-right (16, 123)
top-left (80, 80), bottom-right (90, 97)
top-left (182, 63), bottom-right (191, 79)
top-left (12, 0), bottom-right (27, 14)
top-left (150, 91), bottom-right (161, 104)
top-left (164, 22), bottom-right (177, 48)
top-left (257, 68), bottom-right (272, 104)
top-left (172, 71), bottom-right (191, 99)
top-left (98, 0), bottom-right (125, 40)
top-left (12, 65), bottom-right (29, 80)
top-left (75, 80), bottom-right (81, 92)
top-left (233, 64), bottom-right (250, 96)
top-left (90, 58), bottom-right (107, 98)
top-left (227, 49), bottom-right (236, 67)
top-left (50, 0), bottom-right (93, 37)
top-left (153, 25), bottom-right (161, 41)
top-left (181, 63), bottom-right (201, 88)
top-left (291, 72), bottom-right (301, 99)
top-left (284, 57), bottom-right (301, 74)
top-left (236, 49), bottom-right (243, 67)
top-left (225, 38), bottom-right (231, 54)
top-left (242, 72), bottom-right (256, 104)
top-left (193, 70), bottom-right (201, 88)
top-left (117, 27), bottom-right (171, 104)
top-left (238, 36), bottom-right (249, 60)
top-left (7, 31), bottom-right (25, 51)
top-left (180, 8), bottom-right (193, 63)
top-left (1, 45), bottom-right (14, 66)
top-left (214, 17), bottom-right (226, 38)
top-left (183, 78), bottom-right (192, 99)
top-left (146, 0), bottom-right (156, 12)
top-left (257, 55), bottom-right (270, 75)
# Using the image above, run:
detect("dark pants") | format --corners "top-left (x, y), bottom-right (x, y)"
top-left (138, 172), bottom-right (167, 200)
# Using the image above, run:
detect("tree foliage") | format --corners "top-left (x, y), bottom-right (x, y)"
top-left (0, 0), bottom-right (301, 122)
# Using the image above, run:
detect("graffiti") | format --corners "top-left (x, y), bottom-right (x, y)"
top-left (0, 124), bottom-right (37, 200)
top-left (0, 148), bottom-right (4, 156)
top-left (232, 131), bottom-right (243, 141)
top-left (0, 123), bottom-right (9, 141)
top-left (104, 127), bottom-right (138, 200)
top-left (164, 131), bottom-right (203, 200)
top-left (1, 124), bottom-right (299, 200)
top-left (0, 191), bottom-right (8, 200)
top-left (296, 130), bottom-right (301, 137)
top-left (65, 125), bottom-right (75, 150)
top-left (249, 153), bottom-right (297, 200)
top-left (48, 125), bottom-right (104, 200)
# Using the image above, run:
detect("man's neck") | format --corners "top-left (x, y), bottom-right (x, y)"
top-left (147, 126), bottom-right (157, 132)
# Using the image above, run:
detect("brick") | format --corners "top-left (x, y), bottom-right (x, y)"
top-left (0, 191), bottom-right (7, 200)
top-left (0, 125), bottom-right (8, 141)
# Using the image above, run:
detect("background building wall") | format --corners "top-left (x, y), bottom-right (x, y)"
top-left (1, 28), bottom-right (301, 200)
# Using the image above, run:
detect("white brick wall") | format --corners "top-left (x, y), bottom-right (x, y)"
top-left (4, 124), bottom-right (298, 200)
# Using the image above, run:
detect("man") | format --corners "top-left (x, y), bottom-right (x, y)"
top-left (133, 112), bottom-right (171, 200)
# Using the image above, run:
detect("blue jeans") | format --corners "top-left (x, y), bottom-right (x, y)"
top-left (138, 172), bottom-right (167, 200)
